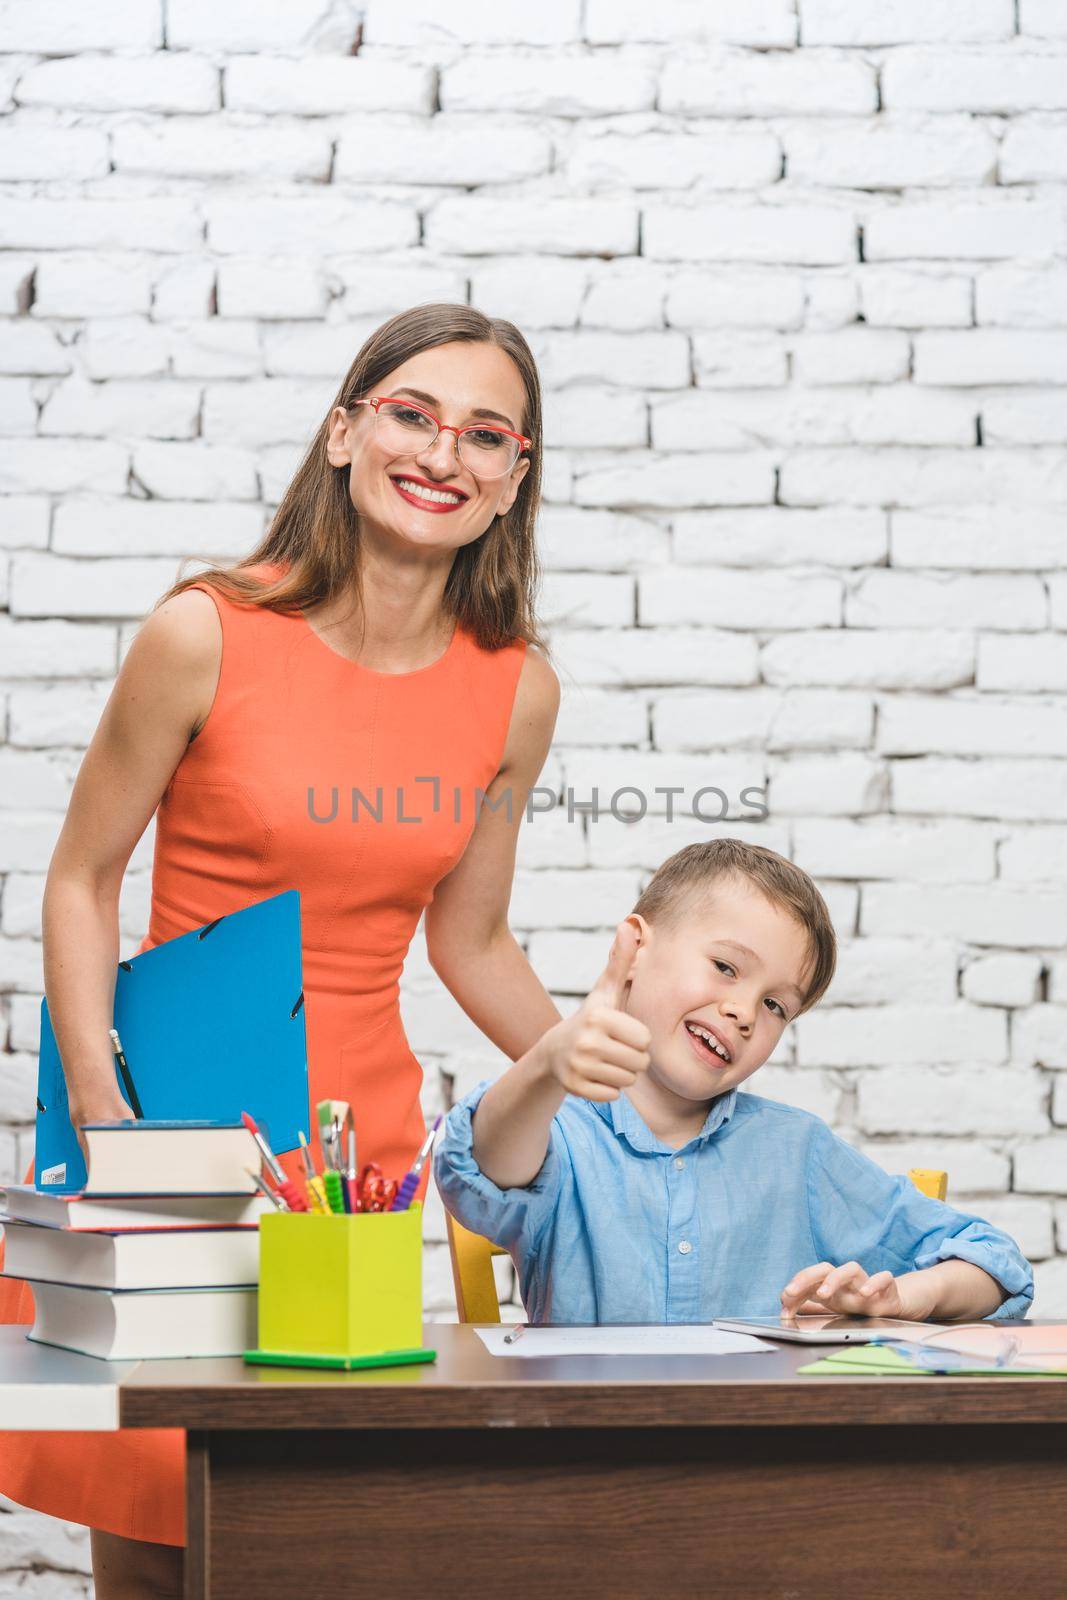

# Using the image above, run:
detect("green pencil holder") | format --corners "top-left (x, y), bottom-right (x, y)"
top-left (248, 1204), bottom-right (427, 1367)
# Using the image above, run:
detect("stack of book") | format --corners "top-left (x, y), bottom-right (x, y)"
top-left (0, 1120), bottom-right (270, 1361)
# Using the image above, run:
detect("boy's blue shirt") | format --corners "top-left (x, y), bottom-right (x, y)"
top-left (434, 1079), bottom-right (1034, 1325)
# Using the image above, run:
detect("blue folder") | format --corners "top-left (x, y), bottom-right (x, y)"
top-left (34, 890), bottom-right (309, 1193)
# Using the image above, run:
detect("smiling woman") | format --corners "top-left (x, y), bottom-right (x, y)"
top-left (175, 305), bottom-right (548, 658)
top-left (0, 304), bottom-right (563, 1597)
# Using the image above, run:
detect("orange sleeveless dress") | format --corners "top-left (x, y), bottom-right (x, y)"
top-left (0, 563), bottom-right (528, 1545)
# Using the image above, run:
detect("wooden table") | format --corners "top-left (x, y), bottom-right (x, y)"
top-left (3, 1322), bottom-right (1066, 1599)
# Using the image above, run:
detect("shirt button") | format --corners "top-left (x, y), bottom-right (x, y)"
top-left (673, 1157), bottom-right (685, 1170)
top-left (678, 1240), bottom-right (693, 1255)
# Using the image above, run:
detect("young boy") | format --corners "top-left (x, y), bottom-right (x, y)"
top-left (434, 839), bottom-right (1033, 1326)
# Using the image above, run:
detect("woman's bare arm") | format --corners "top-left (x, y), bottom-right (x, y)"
top-left (424, 644), bottom-right (563, 1061)
top-left (43, 588), bottom-right (221, 1137)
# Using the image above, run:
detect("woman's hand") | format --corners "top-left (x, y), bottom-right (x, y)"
top-left (70, 1091), bottom-right (135, 1170)
top-left (540, 921), bottom-right (651, 1102)
top-left (780, 1260), bottom-right (910, 1319)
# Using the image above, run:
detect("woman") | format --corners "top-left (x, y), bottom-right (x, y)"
top-left (0, 303), bottom-right (563, 1597)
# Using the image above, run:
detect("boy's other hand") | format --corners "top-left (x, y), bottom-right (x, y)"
top-left (780, 1260), bottom-right (907, 1319)
top-left (543, 920), bottom-right (652, 1102)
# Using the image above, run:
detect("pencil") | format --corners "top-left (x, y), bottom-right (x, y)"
top-left (108, 1029), bottom-right (144, 1119)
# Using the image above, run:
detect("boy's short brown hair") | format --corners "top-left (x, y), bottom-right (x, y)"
top-left (631, 837), bottom-right (837, 1016)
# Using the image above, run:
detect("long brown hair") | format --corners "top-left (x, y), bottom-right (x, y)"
top-left (158, 303), bottom-right (548, 653)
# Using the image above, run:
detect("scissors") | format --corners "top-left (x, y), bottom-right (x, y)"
top-left (354, 1163), bottom-right (398, 1213)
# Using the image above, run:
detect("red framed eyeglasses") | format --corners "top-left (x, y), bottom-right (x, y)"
top-left (352, 395), bottom-right (532, 480)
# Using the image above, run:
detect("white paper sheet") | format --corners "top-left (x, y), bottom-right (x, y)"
top-left (474, 1324), bottom-right (773, 1358)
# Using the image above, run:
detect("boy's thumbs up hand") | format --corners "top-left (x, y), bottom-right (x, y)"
top-left (587, 918), bottom-right (640, 1011)
top-left (541, 921), bottom-right (652, 1102)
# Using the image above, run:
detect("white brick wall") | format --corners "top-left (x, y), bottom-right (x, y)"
top-left (1, 4), bottom-right (1066, 1586)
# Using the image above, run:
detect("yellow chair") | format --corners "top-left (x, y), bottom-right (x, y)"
top-left (446, 1167), bottom-right (948, 1323)
top-left (909, 1167), bottom-right (948, 1202)
top-left (447, 1212), bottom-right (510, 1323)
